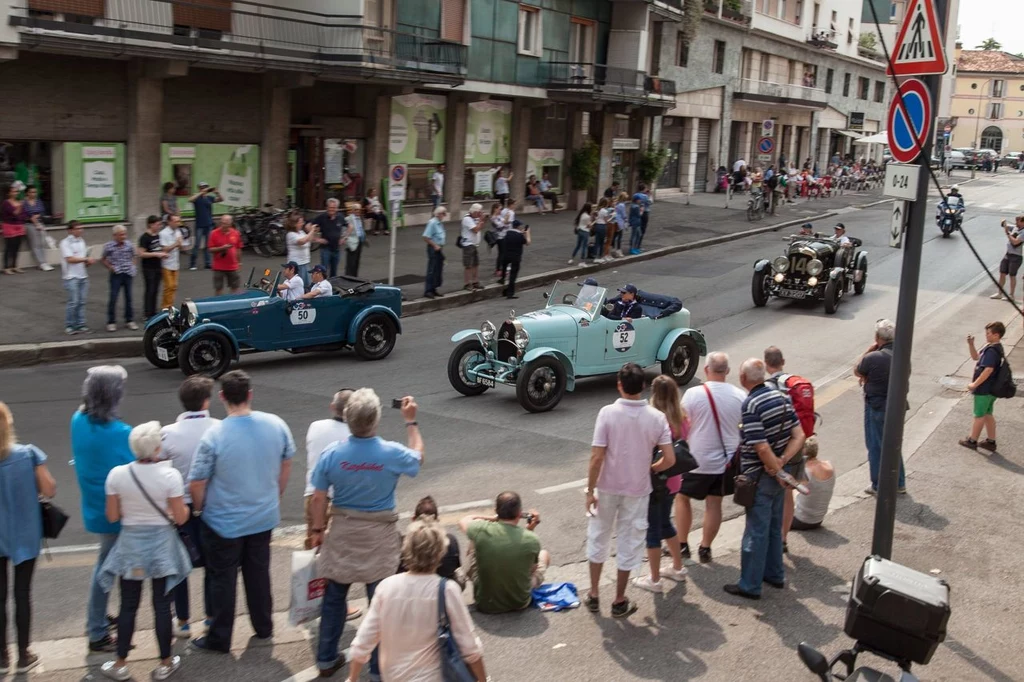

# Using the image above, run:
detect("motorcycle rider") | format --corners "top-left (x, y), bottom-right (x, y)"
top-left (936, 185), bottom-right (965, 230)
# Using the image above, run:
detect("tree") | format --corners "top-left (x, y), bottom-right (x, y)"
top-left (976, 38), bottom-right (1002, 50)
top-left (858, 33), bottom-right (878, 51)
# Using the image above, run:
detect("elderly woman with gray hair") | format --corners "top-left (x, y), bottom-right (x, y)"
top-left (343, 519), bottom-right (486, 682)
top-left (70, 365), bottom-right (135, 654)
top-left (309, 388), bottom-right (424, 678)
top-left (98, 421), bottom-right (191, 681)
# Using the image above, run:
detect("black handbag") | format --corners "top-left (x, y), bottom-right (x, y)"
top-left (732, 469), bottom-right (762, 508)
top-left (128, 465), bottom-right (201, 566)
top-left (437, 578), bottom-right (476, 682)
top-left (40, 500), bottom-right (69, 539)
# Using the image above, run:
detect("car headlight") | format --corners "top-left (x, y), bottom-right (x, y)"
top-left (772, 256), bottom-right (790, 273)
top-left (184, 301), bottom-right (198, 327)
top-left (806, 259), bottom-right (824, 276)
top-left (480, 321), bottom-right (496, 342)
top-left (514, 328), bottom-right (530, 348)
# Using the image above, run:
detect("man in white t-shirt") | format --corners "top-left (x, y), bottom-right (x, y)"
top-left (160, 376), bottom-right (220, 637)
top-left (461, 203), bottom-right (485, 291)
top-left (277, 261), bottom-right (305, 300)
top-left (60, 220), bottom-right (95, 334)
top-left (678, 352), bottom-right (747, 564)
top-left (302, 264), bottom-right (333, 299)
top-left (585, 363), bottom-right (675, 618)
top-left (159, 215), bottom-right (189, 310)
top-left (431, 164), bottom-right (445, 209)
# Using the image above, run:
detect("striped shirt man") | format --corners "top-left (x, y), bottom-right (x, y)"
top-left (739, 383), bottom-right (799, 474)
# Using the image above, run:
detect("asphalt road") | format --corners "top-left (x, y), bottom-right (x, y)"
top-left (3, 172), bottom-right (1023, 677)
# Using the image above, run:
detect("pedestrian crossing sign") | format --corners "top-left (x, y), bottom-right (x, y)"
top-left (887, 0), bottom-right (948, 77)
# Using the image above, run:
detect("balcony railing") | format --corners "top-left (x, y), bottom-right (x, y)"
top-left (704, 0), bottom-right (752, 25)
top-left (8, 0), bottom-right (466, 79)
top-left (543, 61), bottom-right (676, 103)
top-left (807, 29), bottom-right (838, 50)
top-left (735, 78), bottom-right (827, 105)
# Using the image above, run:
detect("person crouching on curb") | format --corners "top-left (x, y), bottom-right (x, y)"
top-left (960, 321), bottom-right (1006, 451)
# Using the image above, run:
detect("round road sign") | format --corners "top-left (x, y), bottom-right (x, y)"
top-left (390, 165), bottom-right (406, 182)
top-left (887, 78), bottom-right (932, 164)
top-left (757, 137), bottom-right (775, 154)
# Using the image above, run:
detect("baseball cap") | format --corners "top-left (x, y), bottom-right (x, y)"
top-left (833, 222), bottom-right (846, 230)
top-left (618, 284), bottom-right (638, 295)
top-left (282, 260), bottom-right (299, 270)
top-left (578, 277), bottom-right (599, 287)
top-left (198, 181), bottom-right (210, 189)
top-left (311, 264), bottom-right (327, 276)
top-left (801, 222), bottom-right (813, 230)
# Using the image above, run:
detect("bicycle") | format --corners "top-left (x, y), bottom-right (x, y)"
top-left (746, 190), bottom-right (765, 221)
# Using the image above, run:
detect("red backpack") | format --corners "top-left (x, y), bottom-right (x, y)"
top-left (768, 373), bottom-right (818, 437)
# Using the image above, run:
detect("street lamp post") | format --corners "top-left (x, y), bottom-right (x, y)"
top-left (971, 78), bottom-right (992, 179)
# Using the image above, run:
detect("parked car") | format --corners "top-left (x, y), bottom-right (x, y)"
top-left (1001, 151), bottom-right (1022, 169)
top-left (752, 231), bottom-right (868, 314)
top-left (143, 269), bottom-right (402, 377)
top-left (447, 281), bottom-right (707, 412)
top-left (947, 150), bottom-right (969, 169)
top-left (952, 148), bottom-right (979, 168)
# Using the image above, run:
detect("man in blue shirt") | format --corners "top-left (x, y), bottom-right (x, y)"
top-left (309, 389), bottom-right (423, 678)
top-left (422, 206), bottom-right (448, 298)
top-left (724, 358), bottom-right (805, 600)
top-left (606, 284), bottom-right (644, 321)
top-left (633, 184), bottom-right (652, 250)
top-left (188, 182), bottom-right (221, 270)
top-left (188, 370), bottom-right (295, 653)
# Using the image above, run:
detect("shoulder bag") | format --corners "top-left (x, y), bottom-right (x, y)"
top-left (437, 578), bottom-right (476, 682)
top-left (41, 500), bottom-right (69, 539)
top-left (703, 384), bottom-right (739, 497)
top-left (128, 465), bottom-right (201, 566)
top-left (650, 437), bottom-right (696, 501)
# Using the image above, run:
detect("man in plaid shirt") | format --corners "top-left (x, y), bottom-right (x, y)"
top-left (101, 225), bottom-right (138, 332)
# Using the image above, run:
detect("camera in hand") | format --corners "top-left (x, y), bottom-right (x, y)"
top-left (391, 398), bottom-right (403, 409)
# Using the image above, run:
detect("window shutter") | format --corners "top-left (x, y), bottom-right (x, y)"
top-left (173, 0), bottom-right (232, 33)
top-left (440, 0), bottom-right (464, 43)
top-left (29, 0), bottom-right (105, 16)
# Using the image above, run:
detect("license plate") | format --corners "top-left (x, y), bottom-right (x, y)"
top-left (776, 289), bottom-right (807, 300)
top-left (156, 347), bottom-right (170, 362)
top-left (477, 374), bottom-right (496, 388)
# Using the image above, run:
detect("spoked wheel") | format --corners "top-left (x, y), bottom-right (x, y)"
top-left (824, 277), bottom-right (842, 315)
top-left (178, 332), bottom-right (233, 377)
top-left (447, 340), bottom-right (490, 396)
top-left (661, 335), bottom-right (700, 385)
top-left (516, 356), bottom-right (567, 413)
top-left (266, 227), bottom-right (287, 257)
top-left (354, 313), bottom-right (397, 360)
top-left (143, 319), bottom-right (179, 369)
top-left (752, 270), bottom-right (771, 307)
top-left (854, 271), bottom-right (867, 295)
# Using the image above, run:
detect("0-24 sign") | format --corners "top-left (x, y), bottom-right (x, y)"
top-left (883, 163), bottom-right (921, 202)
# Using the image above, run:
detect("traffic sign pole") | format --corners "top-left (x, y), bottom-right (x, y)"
top-left (872, 0), bottom-right (948, 560)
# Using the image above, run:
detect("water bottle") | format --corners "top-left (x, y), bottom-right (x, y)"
top-left (777, 470), bottom-right (809, 495)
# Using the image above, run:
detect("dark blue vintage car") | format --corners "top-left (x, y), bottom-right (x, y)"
top-left (143, 269), bottom-right (402, 377)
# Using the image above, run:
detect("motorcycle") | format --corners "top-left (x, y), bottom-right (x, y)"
top-left (798, 641), bottom-right (919, 682)
top-left (936, 200), bottom-right (963, 238)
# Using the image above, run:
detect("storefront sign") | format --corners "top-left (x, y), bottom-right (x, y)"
top-left (160, 143), bottom-right (261, 216)
top-left (473, 170), bottom-right (495, 195)
top-left (389, 94), bottom-right (447, 165)
top-left (612, 138), bottom-right (641, 150)
top-left (64, 143), bottom-right (125, 223)
top-left (465, 100), bottom-right (512, 165)
top-left (324, 140), bottom-right (344, 185)
top-left (848, 112), bottom-right (865, 130)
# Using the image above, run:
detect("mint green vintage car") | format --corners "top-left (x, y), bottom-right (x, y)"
top-left (447, 281), bottom-right (707, 412)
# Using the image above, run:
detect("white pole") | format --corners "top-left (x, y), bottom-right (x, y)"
top-left (388, 201), bottom-right (399, 286)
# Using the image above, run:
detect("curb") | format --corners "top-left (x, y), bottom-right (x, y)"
top-left (0, 203), bottom-right (880, 369)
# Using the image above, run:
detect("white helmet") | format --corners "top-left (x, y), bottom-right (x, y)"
top-left (951, 184), bottom-right (960, 191)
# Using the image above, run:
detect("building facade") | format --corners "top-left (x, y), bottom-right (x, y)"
top-left (0, 0), bottom-right (676, 228)
top-left (948, 47), bottom-right (1024, 155)
top-left (653, 0), bottom-right (895, 193)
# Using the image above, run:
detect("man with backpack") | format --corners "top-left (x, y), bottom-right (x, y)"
top-left (764, 346), bottom-right (815, 550)
top-left (854, 320), bottom-right (906, 494)
top-left (960, 321), bottom-right (1013, 451)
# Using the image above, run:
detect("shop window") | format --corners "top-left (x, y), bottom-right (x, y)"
top-left (712, 40), bottom-right (726, 75)
top-left (874, 80), bottom-right (885, 103)
top-left (858, 77), bottom-right (869, 100)
top-left (518, 5), bottom-right (542, 57)
top-left (441, 0), bottom-right (466, 44)
top-left (676, 34), bottom-right (689, 67)
top-left (843, 73), bottom-right (851, 97)
top-left (825, 68), bottom-right (834, 94)
top-left (173, 0), bottom-right (231, 37)
top-left (405, 166), bottom-right (440, 204)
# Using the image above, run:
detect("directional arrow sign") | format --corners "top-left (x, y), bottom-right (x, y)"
top-left (890, 200), bottom-right (907, 249)
top-left (887, 0), bottom-right (948, 77)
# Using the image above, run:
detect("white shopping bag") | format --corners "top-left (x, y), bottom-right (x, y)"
top-left (288, 549), bottom-right (326, 626)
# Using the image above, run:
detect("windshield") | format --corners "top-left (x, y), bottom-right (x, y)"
top-left (546, 280), bottom-right (607, 320)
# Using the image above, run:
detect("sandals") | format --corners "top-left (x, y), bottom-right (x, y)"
top-left (585, 594), bottom-right (600, 613)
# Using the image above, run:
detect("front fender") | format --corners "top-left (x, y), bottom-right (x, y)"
top-left (178, 323), bottom-right (240, 358)
top-left (754, 258), bottom-right (771, 273)
top-left (347, 305), bottom-right (403, 343)
top-left (144, 312), bottom-right (171, 330)
top-left (854, 251), bottom-right (868, 272)
top-left (656, 328), bottom-right (708, 361)
top-left (451, 329), bottom-right (484, 344)
top-left (828, 267), bottom-right (845, 280)
top-left (522, 347), bottom-right (576, 392)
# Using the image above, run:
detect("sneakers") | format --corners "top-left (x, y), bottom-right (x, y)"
top-left (584, 594), bottom-right (600, 613)
top-left (88, 635), bottom-right (118, 653)
top-left (979, 439), bottom-right (997, 451)
top-left (189, 266), bottom-right (198, 271)
top-left (864, 486), bottom-right (877, 495)
top-left (958, 438), bottom-right (978, 450)
top-left (189, 636), bottom-right (229, 654)
top-left (989, 292), bottom-right (1006, 299)
top-left (610, 598), bottom-right (639, 618)
top-left (174, 622), bottom-right (191, 639)
top-left (698, 546), bottom-right (713, 564)
top-left (101, 661), bottom-right (130, 680)
top-left (898, 486), bottom-right (908, 494)
top-left (79, 325), bottom-right (91, 333)
top-left (346, 606), bottom-right (363, 621)
top-left (126, 321), bottom-right (139, 331)
top-left (40, 263), bottom-right (54, 272)
top-left (152, 656), bottom-right (182, 680)
top-left (567, 259), bottom-right (574, 265)
top-left (65, 327), bottom-right (78, 335)
top-left (661, 566), bottom-right (688, 582)
top-left (106, 323), bottom-right (117, 332)
top-left (577, 261), bottom-right (587, 267)
top-left (632, 575), bottom-right (665, 593)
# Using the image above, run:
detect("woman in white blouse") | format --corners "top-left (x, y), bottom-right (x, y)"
top-left (285, 214), bottom-right (317, 289)
top-left (344, 519), bottom-right (486, 682)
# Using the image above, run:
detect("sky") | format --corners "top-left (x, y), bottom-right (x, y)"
top-left (954, 0), bottom-right (1024, 55)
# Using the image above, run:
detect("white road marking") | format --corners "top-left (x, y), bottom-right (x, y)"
top-left (535, 478), bottom-right (589, 495)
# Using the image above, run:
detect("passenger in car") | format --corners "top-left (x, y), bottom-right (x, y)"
top-left (302, 264), bottom-right (333, 300)
top-left (605, 284), bottom-right (644, 322)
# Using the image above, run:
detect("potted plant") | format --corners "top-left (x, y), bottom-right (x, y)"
top-left (568, 139), bottom-right (600, 208)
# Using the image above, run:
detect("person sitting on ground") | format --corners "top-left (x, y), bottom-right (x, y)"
top-left (458, 491), bottom-right (550, 614)
top-left (605, 284), bottom-right (644, 322)
top-left (785, 437), bottom-right (834, 533)
top-left (301, 264), bottom-right (333, 299)
top-left (398, 496), bottom-right (465, 587)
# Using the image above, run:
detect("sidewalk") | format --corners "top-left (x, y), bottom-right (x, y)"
top-left (1, 187), bottom-right (883, 349)
top-left (22, 334), bottom-right (1024, 681)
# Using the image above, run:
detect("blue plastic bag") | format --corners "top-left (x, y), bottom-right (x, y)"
top-left (531, 582), bottom-right (580, 612)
